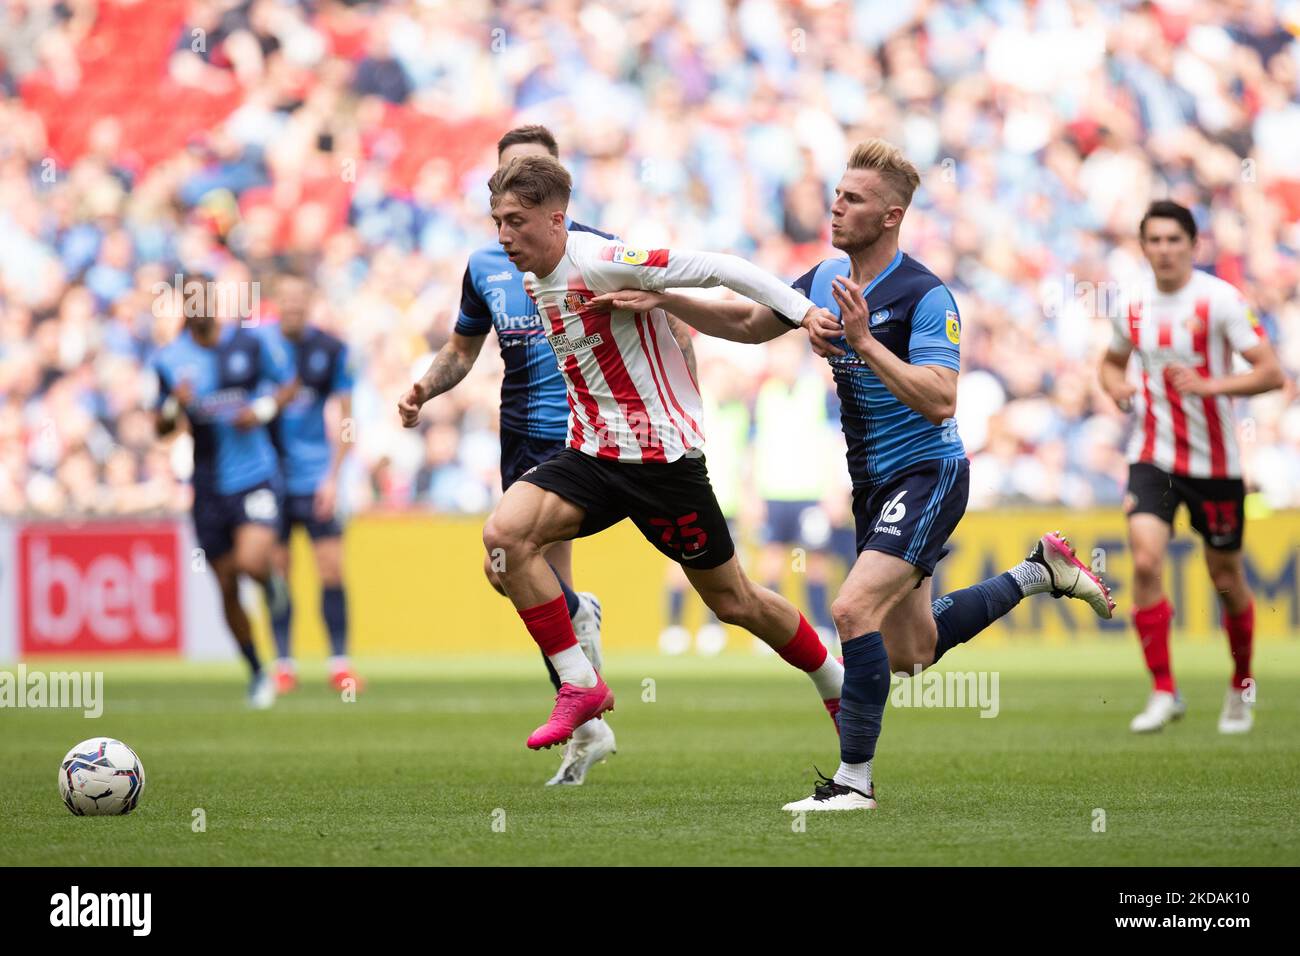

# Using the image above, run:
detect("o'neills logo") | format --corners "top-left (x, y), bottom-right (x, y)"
top-left (547, 331), bottom-right (604, 357)
top-left (50, 886), bottom-right (151, 936)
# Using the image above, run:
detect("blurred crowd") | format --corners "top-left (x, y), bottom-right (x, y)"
top-left (1, 0), bottom-right (1299, 520)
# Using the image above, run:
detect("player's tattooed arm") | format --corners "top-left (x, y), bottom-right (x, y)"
top-left (833, 275), bottom-right (956, 425)
top-left (398, 331), bottom-right (487, 427)
top-left (665, 314), bottom-right (699, 382)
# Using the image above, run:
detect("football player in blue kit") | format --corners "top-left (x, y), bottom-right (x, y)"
top-left (590, 139), bottom-right (1117, 811)
top-left (399, 126), bottom-right (701, 785)
top-left (151, 276), bottom-right (297, 709)
top-left (261, 273), bottom-right (362, 695)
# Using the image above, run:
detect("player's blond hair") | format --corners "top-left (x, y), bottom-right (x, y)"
top-left (488, 155), bottom-right (572, 210)
top-left (847, 139), bottom-right (921, 208)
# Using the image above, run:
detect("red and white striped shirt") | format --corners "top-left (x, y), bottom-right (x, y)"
top-left (524, 231), bottom-right (814, 463)
top-left (1109, 270), bottom-right (1265, 479)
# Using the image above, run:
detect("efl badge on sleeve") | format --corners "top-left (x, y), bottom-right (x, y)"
top-left (945, 310), bottom-right (961, 344)
top-left (617, 248), bottom-right (650, 265)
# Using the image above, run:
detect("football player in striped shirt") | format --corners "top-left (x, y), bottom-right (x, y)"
top-left (399, 127), bottom-right (629, 785)
top-left (475, 155), bottom-right (847, 752)
top-left (1099, 200), bottom-right (1285, 735)
top-left (598, 140), bottom-right (1117, 811)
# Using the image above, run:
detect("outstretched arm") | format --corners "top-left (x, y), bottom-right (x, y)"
top-left (589, 245), bottom-right (819, 327)
top-left (593, 289), bottom-right (786, 343)
top-left (589, 288), bottom-right (845, 355)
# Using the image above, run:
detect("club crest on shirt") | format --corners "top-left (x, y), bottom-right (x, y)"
top-left (869, 308), bottom-right (891, 326)
top-left (226, 351), bottom-right (250, 378)
top-left (563, 291), bottom-right (590, 313)
top-left (945, 310), bottom-right (961, 344)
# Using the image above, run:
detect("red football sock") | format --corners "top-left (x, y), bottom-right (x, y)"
top-left (1222, 600), bottom-right (1254, 691)
top-left (518, 594), bottom-right (577, 656)
top-left (777, 613), bottom-right (829, 672)
top-left (1133, 598), bottom-right (1175, 693)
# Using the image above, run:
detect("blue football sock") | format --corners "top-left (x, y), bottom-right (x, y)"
top-left (807, 580), bottom-right (832, 632)
top-left (237, 639), bottom-right (261, 677)
top-left (931, 572), bottom-right (1022, 666)
top-left (838, 631), bottom-right (891, 765)
top-left (552, 566), bottom-right (581, 619)
top-left (321, 585), bottom-right (348, 658)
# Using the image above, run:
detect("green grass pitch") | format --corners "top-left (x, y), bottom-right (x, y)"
top-left (4, 642), bottom-right (1298, 866)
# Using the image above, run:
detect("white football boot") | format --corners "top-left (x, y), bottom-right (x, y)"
top-left (1218, 687), bottom-right (1254, 735)
top-left (247, 670), bottom-right (277, 710)
top-left (1129, 690), bottom-right (1186, 733)
top-left (1029, 531), bottom-right (1116, 619)
top-left (782, 770), bottom-right (877, 812)
top-left (571, 592), bottom-right (604, 672)
top-left (545, 717), bottom-right (617, 786)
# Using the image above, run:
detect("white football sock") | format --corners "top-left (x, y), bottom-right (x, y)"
top-left (808, 654), bottom-right (844, 700)
top-left (1009, 559), bottom-right (1052, 596)
top-left (572, 718), bottom-right (601, 741)
top-left (548, 644), bottom-right (598, 688)
top-left (834, 760), bottom-right (873, 794)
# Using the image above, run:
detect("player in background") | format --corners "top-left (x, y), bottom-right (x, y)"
top-left (1099, 200), bottom-right (1285, 735)
top-left (261, 273), bottom-right (362, 695)
top-left (596, 140), bottom-right (1115, 810)
top-left (474, 156), bottom-right (846, 751)
top-left (399, 126), bottom-right (684, 784)
top-left (151, 274), bottom-right (297, 708)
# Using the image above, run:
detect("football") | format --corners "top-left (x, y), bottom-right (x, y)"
top-left (57, 738), bottom-right (146, 817)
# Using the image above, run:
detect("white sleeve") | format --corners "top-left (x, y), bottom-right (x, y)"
top-left (588, 244), bottom-right (815, 325)
top-left (1107, 293), bottom-right (1138, 356)
top-left (1218, 286), bottom-right (1265, 354)
top-left (1106, 306), bottom-right (1132, 355)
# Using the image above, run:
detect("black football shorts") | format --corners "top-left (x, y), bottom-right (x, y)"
top-left (1126, 462), bottom-right (1246, 551)
top-left (518, 448), bottom-right (736, 570)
